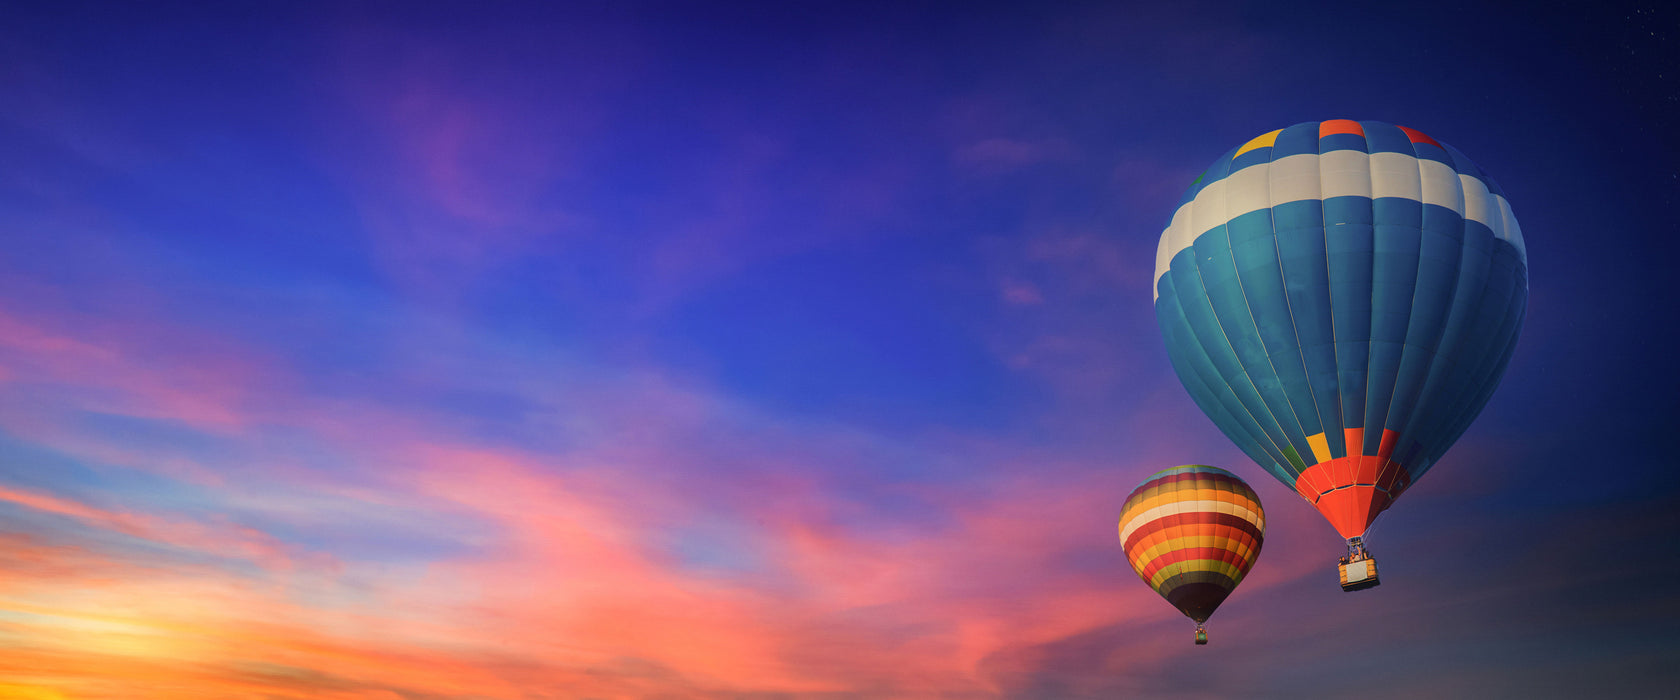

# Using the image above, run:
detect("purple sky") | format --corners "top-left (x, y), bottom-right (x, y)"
top-left (1, 2), bottom-right (1677, 698)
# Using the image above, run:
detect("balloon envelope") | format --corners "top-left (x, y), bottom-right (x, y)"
top-left (1152, 120), bottom-right (1528, 538)
top-left (1118, 465), bottom-right (1264, 624)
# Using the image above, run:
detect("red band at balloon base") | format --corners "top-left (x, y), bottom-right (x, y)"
top-left (1292, 429), bottom-right (1413, 539)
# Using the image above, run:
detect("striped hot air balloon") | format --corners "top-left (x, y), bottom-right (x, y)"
top-left (1118, 465), bottom-right (1264, 644)
top-left (1152, 120), bottom-right (1528, 589)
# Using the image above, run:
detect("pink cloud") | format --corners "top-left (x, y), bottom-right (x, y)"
top-left (308, 24), bottom-right (649, 304)
top-left (0, 485), bottom-right (332, 574)
top-left (954, 137), bottom-right (1072, 173)
top-left (0, 233), bottom-right (1348, 698)
top-left (0, 304), bottom-right (281, 432)
top-left (0, 387), bottom-right (1336, 698)
top-left (1000, 278), bottom-right (1045, 306)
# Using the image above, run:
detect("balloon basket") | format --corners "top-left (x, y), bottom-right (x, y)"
top-left (1338, 537), bottom-right (1380, 592)
top-left (1194, 625), bottom-right (1207, 645)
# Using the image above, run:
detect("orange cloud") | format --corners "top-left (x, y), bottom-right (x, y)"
top-left (1, 430), bottom-right (1286, 699)
top-left (0, 486), bottom-right (322, 573)
top-left (0, 279), bottom-right (1324, 698)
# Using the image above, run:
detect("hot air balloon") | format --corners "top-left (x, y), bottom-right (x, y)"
top-left (1118, 465), bottom-right (1265, 644)
top-left (1152, 120), bottom-right (1527, 590)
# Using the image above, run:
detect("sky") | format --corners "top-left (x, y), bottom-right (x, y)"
top-left (1, 2), bottom-right (1677, 698)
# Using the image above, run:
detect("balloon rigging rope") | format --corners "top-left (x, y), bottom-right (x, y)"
top-left (1363, 515), bottom-right (1383, 548)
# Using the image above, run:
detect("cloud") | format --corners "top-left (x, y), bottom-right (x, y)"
top-left (0, 305), bottom-right (275, 433)
top-left (0, 384), bottom-right (1302, 699)
top-left (0, 485), bottom-right (324, 574)
top-left (0, 248), bottom-right (1634, 697)
top-left (954, 137), bottom-right (1072, 174)
top-left (2, 176), bottom-right (1566, 696)
top-left (1000, 278), bottom-right (1045, 306)
top-left (306, 19), bottom-right (651, 305)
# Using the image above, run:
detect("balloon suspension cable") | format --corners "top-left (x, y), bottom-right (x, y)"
top-left (1362, 516), bottom-right (1383, 545)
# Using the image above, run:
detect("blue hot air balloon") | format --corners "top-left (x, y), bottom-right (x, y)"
top-left (1152, 120), bottom-right (1527, 590)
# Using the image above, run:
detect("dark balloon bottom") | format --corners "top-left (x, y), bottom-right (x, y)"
top-left (1165, 580), bottom-right (1234, 624)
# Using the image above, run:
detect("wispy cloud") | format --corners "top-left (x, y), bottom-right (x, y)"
top-left (0, 304), bottom-right (275, 432)
top-left (0, 279), bottom-right (1292, 696)
top-left (954, 137), bottom-right (1072, 174)
top-left (2, 4), bottom-right (1664, 698)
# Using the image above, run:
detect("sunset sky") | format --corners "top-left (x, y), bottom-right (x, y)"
top-left (2, 2), bottom-right (1677, 698)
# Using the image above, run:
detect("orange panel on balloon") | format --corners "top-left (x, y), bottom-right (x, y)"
top-left (1319, 119), bottom-right (1364, 137)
